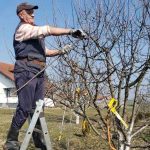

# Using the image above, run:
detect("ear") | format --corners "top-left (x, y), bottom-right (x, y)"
top-left (18, 10), bottom-right (25, 20)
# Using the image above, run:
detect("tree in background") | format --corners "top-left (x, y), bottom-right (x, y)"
top-left (46, 0), bottom-right (150, 149)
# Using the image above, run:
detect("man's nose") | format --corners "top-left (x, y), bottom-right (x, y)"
top-left (31, 14), bottom-right (34, 17)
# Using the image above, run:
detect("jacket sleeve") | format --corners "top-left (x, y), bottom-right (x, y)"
top-left (15, 23), bottom-right (52, 42)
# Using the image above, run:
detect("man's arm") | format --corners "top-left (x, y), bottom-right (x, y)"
top-left (15, 23), bottom-right (86, 42)
top-left (49, 27), bottom-right (71, 36)
top-left (15, 23), bottom-right (71, 42)
top-left (45, 44), bottom-right (73, 57)
top-left (45, 47), bottom-right (62, 57)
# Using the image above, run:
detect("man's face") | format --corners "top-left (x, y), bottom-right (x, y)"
top-left (18, 9), bottom-right (35, 25)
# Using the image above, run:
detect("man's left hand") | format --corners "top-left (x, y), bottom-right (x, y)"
top-left (61, 44), bottom-right (73, 54)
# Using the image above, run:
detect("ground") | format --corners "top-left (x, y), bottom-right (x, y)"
top-left (0, 107), bottom-right (149, 150)
top-left (0, 108), bottom-right (108, 150)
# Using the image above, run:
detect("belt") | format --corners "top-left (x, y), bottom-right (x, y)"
top-left (17, 58), bottom-right (46, 68)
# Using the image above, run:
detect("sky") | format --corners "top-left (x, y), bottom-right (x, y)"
top-left (0, 0), bottom-right (73, 64)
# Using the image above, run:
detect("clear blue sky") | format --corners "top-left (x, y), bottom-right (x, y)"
top-left (0, 0), bottom-right (73, 64)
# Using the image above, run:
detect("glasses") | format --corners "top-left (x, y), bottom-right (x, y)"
top-left (25, 9), bottom-right (34, 16)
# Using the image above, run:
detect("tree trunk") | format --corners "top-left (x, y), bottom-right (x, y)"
top-left (118, 130), bottom-right (132, 150)
top-left (118, 130), bottom-right (125, 150)
top-left (125, 134), bottom-right (131, 150)
top-left (75, 114), bottom-right (80, 124)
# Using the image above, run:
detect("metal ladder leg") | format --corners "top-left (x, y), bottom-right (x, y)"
top-left (20, 100), bottom-right (52, 150)
top-left (39, 111), bottom-right (52, 150)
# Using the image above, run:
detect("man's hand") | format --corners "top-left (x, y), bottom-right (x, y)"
top-left (70, 29), bottom-right (87, 39)
top-left (61, 44), bottom-right (73, 54)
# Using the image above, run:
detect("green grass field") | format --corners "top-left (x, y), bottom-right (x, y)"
top-left (0, 107), bottom-right (149, 150)
top-left (0, 108), bottom-right (108, 150)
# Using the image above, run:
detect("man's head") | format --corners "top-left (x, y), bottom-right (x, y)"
top-left (17, 2), bottom-right (38, 25)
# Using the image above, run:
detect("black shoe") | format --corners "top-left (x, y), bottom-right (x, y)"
top-left (3, 141), bottom-right (20, 150)
top-left (3, 125), bottom-right (20, 150)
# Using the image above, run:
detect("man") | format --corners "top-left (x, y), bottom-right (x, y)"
top-left (3, 2), bottom-right (86, 150)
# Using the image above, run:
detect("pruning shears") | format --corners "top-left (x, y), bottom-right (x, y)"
top-left (108, 98), bottom-right (128, 129)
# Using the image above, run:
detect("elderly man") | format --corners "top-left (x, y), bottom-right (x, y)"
top-left (3, 2), bottom-right (86, 150)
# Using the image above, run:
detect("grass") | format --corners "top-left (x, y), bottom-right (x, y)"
top-left (0, 106), bottom-right (149, 150)
top-left (0, 108), bottom-right (108, 150)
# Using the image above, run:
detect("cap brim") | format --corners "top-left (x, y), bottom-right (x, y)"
top-left (26, 5), bottom-right (38, 10)
top-left (32, 5), bottom-right (38, 9)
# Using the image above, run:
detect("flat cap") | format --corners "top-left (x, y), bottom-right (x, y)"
top-left (16, 2), bottom-right (38, 14)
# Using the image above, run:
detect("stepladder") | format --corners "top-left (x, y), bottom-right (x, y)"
top-left (20, 100), bottom-right (52, 150)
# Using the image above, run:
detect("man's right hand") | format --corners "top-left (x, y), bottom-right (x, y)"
top-left (70, 29), bottom-right (87, 39)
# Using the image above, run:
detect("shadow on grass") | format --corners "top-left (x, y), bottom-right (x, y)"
top-left (74, 133), bottom-right (84, 137)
